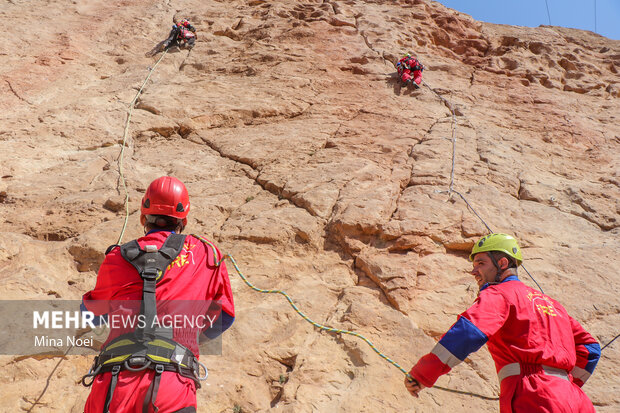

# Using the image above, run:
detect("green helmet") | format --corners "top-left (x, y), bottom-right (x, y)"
top-left (469, 233), bottom-right (523, 266)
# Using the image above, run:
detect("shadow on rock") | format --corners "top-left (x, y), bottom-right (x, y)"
top-left (388, 71), bottom-right (422, 97)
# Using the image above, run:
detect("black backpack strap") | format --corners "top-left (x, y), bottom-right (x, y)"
top-left (120, 234), bottom-right (186, 340)
top-left (105, 244), bottom-right (120, 255)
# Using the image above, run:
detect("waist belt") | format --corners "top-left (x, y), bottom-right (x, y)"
top-left (498, 363), bottom-right (570, 383)
top-left (82, 333), bottom-right (208, 413)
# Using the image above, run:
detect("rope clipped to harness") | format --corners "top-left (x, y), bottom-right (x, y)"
top-left (82, 234), bottom-right (208, 413)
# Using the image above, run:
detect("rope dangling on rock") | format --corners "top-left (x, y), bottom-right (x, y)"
top-left (116, 49), bottom-right (169, 245)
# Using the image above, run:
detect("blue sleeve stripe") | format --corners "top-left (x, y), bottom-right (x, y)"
top-left (79, 301), bottom-right (108, 326)
top-left (202, 311), bottom-right (235, 339)
top-left (438, 317), bottom-right (488, 361)
top-left (583, 342), bottom-right (601, 373)
top-left (220, 312), bottom-right (235, 332)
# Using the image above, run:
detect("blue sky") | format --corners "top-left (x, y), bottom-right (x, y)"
top-left (436, 0), bottom-right (620, 40)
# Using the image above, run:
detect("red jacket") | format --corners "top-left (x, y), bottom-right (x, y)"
top-left (397, 56), bottom-right (423, 85)
top-left (410, 276), bottom-right (600, 412)
top-left (83, 231), bottom-right (235, 413)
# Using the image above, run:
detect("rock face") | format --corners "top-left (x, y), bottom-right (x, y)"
top-left (1, 0), bottom-right (619, 412)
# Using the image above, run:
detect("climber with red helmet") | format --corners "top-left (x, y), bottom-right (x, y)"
top-left (162, 18), bottom-right (197, 51)
top-left (82, 176), bottom-right (234, 413)
top-left (396, 53), bottom-right (424, 89)
top-left (404, 234), bottom-right (600, 412)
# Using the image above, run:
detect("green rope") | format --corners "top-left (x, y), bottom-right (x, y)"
top-left (195, 235), bottom-right (504, 400)
top-left (194, 235), bottom-right (505, 400)
top-left (192, 235), bottom-right (411, 378)
top-left (116, 49), bottom-right (168, 245)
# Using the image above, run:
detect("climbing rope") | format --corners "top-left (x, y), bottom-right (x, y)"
top-left (194, 235), bottom-right (410, 375)
top-left (25, 343), bottom-right (75, 413)
top-left (601, 333), bottom-right (619, 351)
top-left (544, 0), bottom-right (552, 25)
top-left (116, 49), bottom-right (169, 245)
top-left (194, 235), bottom-right (500, 401)
top-left (26, 49), bottom-right (171, 412)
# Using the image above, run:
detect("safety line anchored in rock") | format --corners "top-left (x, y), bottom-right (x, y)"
top-left (421, 79), bottom-right (618, 352)
top-left (422, 79), bottom-right (546, 293)
top-left (116, 48), bottom-right (169, 245)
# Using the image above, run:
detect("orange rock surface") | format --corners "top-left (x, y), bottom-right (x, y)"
top-left (0, 0), bottom-right (618, 411)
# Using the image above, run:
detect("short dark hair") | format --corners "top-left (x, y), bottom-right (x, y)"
top-left (490, 251), bottom-right (518, 269)
top-left (145, 215), bottom-right (183, 232)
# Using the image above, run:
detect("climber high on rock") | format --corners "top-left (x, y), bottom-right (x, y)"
top-left (396, 53), bottom-right (424, 89)
top-left (161, 18), bottom-right (197, 51)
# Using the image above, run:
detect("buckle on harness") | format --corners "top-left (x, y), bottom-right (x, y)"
top-left (124, 357), bottom-right (152, 372)
top-left (142, 269), bottom-right (160, 281)
top-left (155, 364), bottom-right (165, 374)
top-left (81, 362), bottom-right (102, 387)
top-left (111, 365), bottom-right (121, 375)
top-left (196, 360), bottom-right (209, 381)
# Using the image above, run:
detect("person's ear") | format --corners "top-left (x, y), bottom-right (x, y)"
top-left (499, 257), bottom-right (509, 270)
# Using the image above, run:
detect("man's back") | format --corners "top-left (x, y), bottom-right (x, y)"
top-left (83, 230), bottom-right (235, 412)
top-left (474, 278), bottom-right (578, 370)
top-left (84, 231), bottom-right (233, 353)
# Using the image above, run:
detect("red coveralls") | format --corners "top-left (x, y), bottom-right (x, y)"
top-left (83, 231), bottom-right (235, 413)
top-left (409, 276), bottom-right (600, 412)
top-left (397, 56), bottom-right (423, 85)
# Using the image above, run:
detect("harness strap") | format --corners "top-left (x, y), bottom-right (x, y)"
top-left (120, 234), bottom-right (186, 340)
top-left (94, 233), bottom-right (187, 411)
top-left (103, 365), bottom-right (121, 413)
top-left (144, 365), bottom-right (164, 413)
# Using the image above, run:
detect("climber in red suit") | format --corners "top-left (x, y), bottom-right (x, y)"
top-left (405, 234), bottom-right (600, 412)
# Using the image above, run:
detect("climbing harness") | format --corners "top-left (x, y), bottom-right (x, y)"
top-left (81, 233), bottom-right (208, 413)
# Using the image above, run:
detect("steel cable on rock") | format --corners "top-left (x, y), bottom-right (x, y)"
top-left (421, 80), bottom-right (617, 351)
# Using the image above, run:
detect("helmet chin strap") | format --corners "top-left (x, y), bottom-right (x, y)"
top-left (487, 253), bottom-right (504, 284)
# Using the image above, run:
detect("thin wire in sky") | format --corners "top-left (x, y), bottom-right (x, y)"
top-left (594, 0), bottom-right (597, 33)
top-left (544, 0), bottom-right (552, 25)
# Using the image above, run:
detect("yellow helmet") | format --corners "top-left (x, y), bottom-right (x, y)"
top-left (469, 233), bottom-right (523, 266)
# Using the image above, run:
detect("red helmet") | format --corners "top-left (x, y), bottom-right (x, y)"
top-left (179, 18), bottom-right (189, 27)
top-left (140, 176), bottom-right (190, 227)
